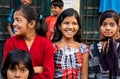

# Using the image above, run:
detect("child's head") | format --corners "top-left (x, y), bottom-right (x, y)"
top-left (20, 0), bottom-right (32, 5)
top-left (52, 8), bottom-right (81, 42)
top-left (99, 10), bottom-right (119, 39)
top-left (1, 49), bottom-right (34, 79)
top-left (50, 0), bottom-right (64, 16)
top-left (13, 4), bottom-right (47, 37)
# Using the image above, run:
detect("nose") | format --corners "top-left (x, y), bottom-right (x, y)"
top-left (12, 21), bottom-right (16, 27)
top-left (14, 71), bottom-right (21, 78)
top-left (68, 24), bottom-right (73, 28)
top-left (105, 25), bottom-right (111, 30)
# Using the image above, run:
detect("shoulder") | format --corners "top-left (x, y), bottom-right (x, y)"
top-left (79, 42), bottom-right (90, 54)
top-left (36, 35), bottom-right (53, 45)
top-left (46, 16), bottom-right (56, 21)
top-left (5, 36), bottom-right (18, 43)
top-left (46, 16), bottom-right (52, 20)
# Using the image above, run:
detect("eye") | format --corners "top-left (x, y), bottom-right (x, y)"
top-left (17, 19), bottom-right (22, 23)
top-left (21, 68), bottom-right (28, 73)
top-left (72, 22), bottom-right (78, 26)
top-left (110, 22), bottom-right (115, 27)
top-left (63, 21), bottom-right (69, 25)
top-left (101, 22), bottom-right (106, 27)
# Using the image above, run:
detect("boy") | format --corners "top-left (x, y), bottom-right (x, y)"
top-left (7, 0), bottom-right (32, 37)
top-left (46, 0), bottom-right (64, 40)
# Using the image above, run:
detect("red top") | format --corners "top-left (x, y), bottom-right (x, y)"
top-left (46, 16), bottom-right (57, 40)
top-left (3, 35), bottom-right (54, 79)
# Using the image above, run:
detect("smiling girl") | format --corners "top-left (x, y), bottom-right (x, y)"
top-left (52, 8), bottom-right (89, 79)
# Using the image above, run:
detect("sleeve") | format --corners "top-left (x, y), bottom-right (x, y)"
top-left (79, 43), bottom-right (90, 54)
top-left (34, 40), bottom-right (54, 79)
top-left (3, 38), bottom-right (15, 63)
top-left (7, 9), bottom-right (14, 23)
top-left (88, 44), bottom-right (100, 79)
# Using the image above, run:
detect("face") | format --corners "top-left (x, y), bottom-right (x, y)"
top-left (13, 10), bottom-right (31, 36)
top-left (20, 0), bottom-right (32, 5)
top-left (7, 62), bottom-right (29, 79)
top-left (60, 16), bottom-right (79, 39)
top-left (100, 18), bottom-right (118, 38)
top-left (51, 5), bottom-right (62, 16)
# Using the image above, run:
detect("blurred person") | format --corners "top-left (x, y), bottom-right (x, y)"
top-left (46, 0), bottom-right (64, 40)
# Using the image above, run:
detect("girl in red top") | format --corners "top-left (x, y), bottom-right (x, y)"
top-left (3, 4), bottom-right (54, 79)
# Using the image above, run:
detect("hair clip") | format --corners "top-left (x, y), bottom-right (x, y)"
top-left (39, 15), bottom-right (43, 20)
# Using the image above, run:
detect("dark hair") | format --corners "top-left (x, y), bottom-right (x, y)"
top-left (14, 4), bottom-right (47, 37)
top-left (50, 0), bottom-right (64, 8)
top-left (1, 49), bottom-right (34, 79)
top-left (99, 10), bottom-right (119, 26)
top-left (52, 8), bottom-right (81, 42)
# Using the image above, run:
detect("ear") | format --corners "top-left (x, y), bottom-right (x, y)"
top-left (29, 20), bottom-right (36, 28)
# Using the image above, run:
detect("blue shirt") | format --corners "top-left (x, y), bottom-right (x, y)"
top-left (7, 9), bottom-right (14, 23)
top-left (99, 0), bottom-right (120, 14)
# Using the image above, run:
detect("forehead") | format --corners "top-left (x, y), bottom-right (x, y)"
top-left (14, 10), bottom-right (24, 17)
top-left (103, 17), bottom-right (116, 23)
top-left (63, 16), bottom-right (77, 21)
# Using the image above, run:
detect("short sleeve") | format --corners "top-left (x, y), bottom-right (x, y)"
top-left (79, 43), bottom-right (89, 54)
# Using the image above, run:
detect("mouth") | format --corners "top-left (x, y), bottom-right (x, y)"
top-left (14, 26), bottom-right (19, 32)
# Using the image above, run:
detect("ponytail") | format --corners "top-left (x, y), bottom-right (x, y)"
top-left (35, 14), bottom-right (47, 37)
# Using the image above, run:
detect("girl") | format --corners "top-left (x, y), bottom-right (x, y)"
top-left (1, 49), bottom-right (34, 79)
top-left (52, 8), bottom-right (89, 79)
top-left (88, 10), bottom-right (120, 79)
top-left (3, 4), bottom-right (54, 79)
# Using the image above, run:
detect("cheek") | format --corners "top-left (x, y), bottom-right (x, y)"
top-left (7, 70), bottom-right (13, 79)
top-left (22, 72), bottom-right (29, 79)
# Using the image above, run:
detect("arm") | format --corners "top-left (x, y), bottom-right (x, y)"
top-left (81, 52), bottom-right (89, 79)
top-left (34, 40), bottom-right (54, 79)
top-left (7, 23), bottom-right (15, 37)
top-left (7, 9), bottom-right (15, 37)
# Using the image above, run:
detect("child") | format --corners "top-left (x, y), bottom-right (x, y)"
top-left (52, 8), bottom-right (89, 79)
top-left (1, 49), bottom-right (34, 79)
top-left (7, 0), bottom-right (32, 37)
top-left (88, 10), bottom-right (120, 79)
top-left (46, 0), bottom-right (64, 40)
top-left (3, 4), bottom-right (54, 79)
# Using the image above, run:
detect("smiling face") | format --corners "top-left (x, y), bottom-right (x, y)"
top-left (51, 5), bottom-right (63, 16)
top-left (13, 10), bottom-right (31, 36)
top-left (59, 16), bottom-right (79, 39)
top-left (7, 62), bottom-right (29, 79)
top-left (100, 17), bottom-right (118, 38)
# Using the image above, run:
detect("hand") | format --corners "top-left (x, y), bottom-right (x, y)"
top-left (33, 66), bottom-right (43, 74)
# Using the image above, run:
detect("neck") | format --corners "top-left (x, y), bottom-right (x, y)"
top-left (24, 32), bottom-right (36, 41)
top-left (61, 38), bottom-right (76, 47)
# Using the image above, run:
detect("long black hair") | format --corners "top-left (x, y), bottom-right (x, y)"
top-left (52, 8), bottom-right (81, 42)
top-left (1, 49), bottom-right (34, 79)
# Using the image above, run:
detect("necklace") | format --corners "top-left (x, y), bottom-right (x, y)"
top-left (61, 39), bottom-right (76, 49)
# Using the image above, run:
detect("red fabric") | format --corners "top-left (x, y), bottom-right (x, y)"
top-left (46, 16), bottom-right (57, 40)
top-left (3, 35), bottom-right (54, 79)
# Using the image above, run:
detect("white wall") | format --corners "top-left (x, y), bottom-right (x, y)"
top-left (63, 0), bottom-right (80, 13)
